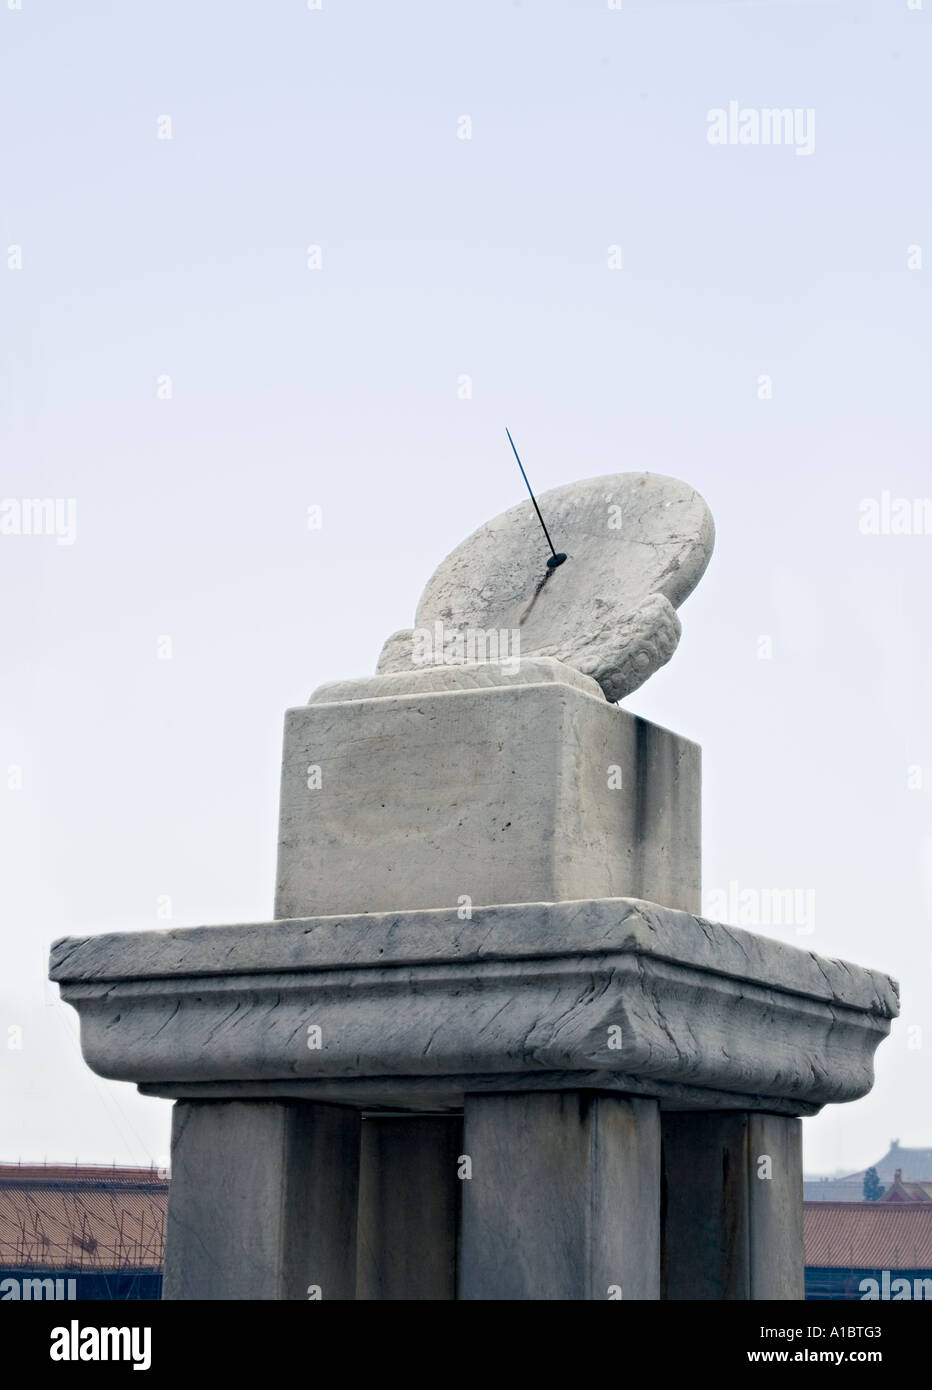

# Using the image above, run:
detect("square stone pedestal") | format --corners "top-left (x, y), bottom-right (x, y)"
top-left (50, 896), bottom-right (897, 1300)
top-left (49, 659), bottom-right (898, 1300)
top-left (276, 659), bottom-right (700, 917)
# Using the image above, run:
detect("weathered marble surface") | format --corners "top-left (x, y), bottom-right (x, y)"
top-left (661, 1112), bottom-right (804, 1301)
top-left (357, 1116), bottom-right (460, 1300)
top-left (309, 654), bottom-right (604, 704)
top-left (377, 472), bottom-right (714, 702)
top-left (276, 674), bottom-right (701, 918)
top-left (459, 1093), bottom-right (660, 1301)
top-left (163, 1100), bottom-right (360, 1300)
top-left (50, 897), bottom-right (898, 1116)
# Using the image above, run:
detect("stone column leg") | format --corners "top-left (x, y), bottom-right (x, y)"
top-left (458, 1092), bottom-right (660, 1301)
top-left (163, 1099), bottom-right (360, 1300)
top-left (660, 1111), bottom-right (804, 1300)
top-left (356, 1116), bottom-right (461, 1300)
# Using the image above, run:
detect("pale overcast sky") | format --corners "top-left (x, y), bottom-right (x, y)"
top-left (1, 0), bottom-right (930, 1177)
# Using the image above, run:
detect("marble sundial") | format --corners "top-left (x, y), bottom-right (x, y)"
top-left (377, 471), bottom-right (715, 702)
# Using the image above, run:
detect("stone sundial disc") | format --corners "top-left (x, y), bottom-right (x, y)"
top-left (377, 472), bottom-right (715, 702)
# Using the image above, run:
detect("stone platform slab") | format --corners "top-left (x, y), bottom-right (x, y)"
top-left (50, 897), bottom-right (898, 1116)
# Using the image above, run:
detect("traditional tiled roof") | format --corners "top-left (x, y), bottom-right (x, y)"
top-left (872, 1145), bottom-right (932, 1183)
top-left (806, 1143), bottom-right (932, 1200)
top-left (805, 1201), bottom-right (932, 1269)
top-left (804, 1179), bottom-right (864, 1202)
top-left (0, 1165), bottom-right (167, 1271)
top-left (5, 1168), bottom-right (931, 1274)
top-left (882, 1170), bottom-right (932, 1203)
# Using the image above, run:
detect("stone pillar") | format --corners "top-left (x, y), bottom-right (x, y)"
top-left (660, 1111), bottom-right (804, 1300)
top-left (458, 1092), bottom-right (660, 1301)
top-left (163, 1099), bottom-right (360, 1301)
top-left (356, 1116), bottom-right (461, 1300)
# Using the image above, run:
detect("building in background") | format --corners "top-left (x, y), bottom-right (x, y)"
top-left (3, 1159), bottom-right (931, 1300)
top-left (0, 1164), bottom-right (166, 1300)
top-left (883, 1171), bottom-right (932, 1204)
top-left (804, 1201), bottom-right (932, 1299)
top-left (804, 1140), bottom-right (932, 1202)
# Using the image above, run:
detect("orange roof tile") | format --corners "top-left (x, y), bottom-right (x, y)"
top-left (0, 1164), bottom-right (166, 1186)
top-left (805, 1201), bottom-right (932, 1269)
top-left (0, 1165), bottom-right (167, 1271)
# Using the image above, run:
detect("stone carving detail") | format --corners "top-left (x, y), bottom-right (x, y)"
top-left (377, 472), bottom-right (714, 701)
top-left (533, 591), bottom-right (681, 705)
